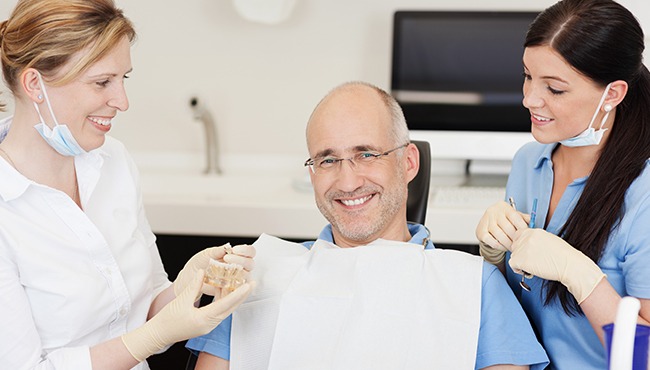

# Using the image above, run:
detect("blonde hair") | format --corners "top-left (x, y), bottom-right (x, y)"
top-left (0, 0), bottom-right (135, 109)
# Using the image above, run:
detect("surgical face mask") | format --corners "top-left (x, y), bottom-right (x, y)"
top-left (559, 83), bottom-right (613, 147)
top-left (32, 72), bottom-right (86, 156)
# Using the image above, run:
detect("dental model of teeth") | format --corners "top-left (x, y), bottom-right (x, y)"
top-left (204, 259), bottom-right (247, 295)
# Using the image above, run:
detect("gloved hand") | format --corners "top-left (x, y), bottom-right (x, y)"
top-left (174, 244), bottom-right (256, 296)
top-left (476, 201), bottom-right (530, 264)
top-left (510, 228), bottom-right (606, 304)
top-left (223, 244), bottom-right (256, 274)
top-left (122, 270), bottom-right (253, 362)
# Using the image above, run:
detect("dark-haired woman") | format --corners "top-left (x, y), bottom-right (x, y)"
top-left (476, 0), bottom-right (650, 368)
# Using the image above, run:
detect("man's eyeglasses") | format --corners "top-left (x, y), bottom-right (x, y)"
top-left (304, 143), bottom-right (410, 175)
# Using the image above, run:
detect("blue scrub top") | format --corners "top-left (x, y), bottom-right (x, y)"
top-left (187, 224), bottom-right (548, 369)
top-left (505, 141), bottom-right (650, 369)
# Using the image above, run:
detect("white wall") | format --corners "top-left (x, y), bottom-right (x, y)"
top-left (1, 0), bottom-right (648, 166)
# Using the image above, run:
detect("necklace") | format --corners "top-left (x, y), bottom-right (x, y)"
top-left (0, 146), bottom-right (17, 168)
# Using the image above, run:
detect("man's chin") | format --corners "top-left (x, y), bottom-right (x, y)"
top-left (334, 223), bottom-right (377, 243)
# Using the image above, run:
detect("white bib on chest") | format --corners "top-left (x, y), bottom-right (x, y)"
top-left (231, 234), bottom-right (483, 370)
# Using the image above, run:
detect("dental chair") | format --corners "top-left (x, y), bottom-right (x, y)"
top-left (184, 140), bottom-right (432, 370)
top-left (407, 140), bottom-right (431, 225)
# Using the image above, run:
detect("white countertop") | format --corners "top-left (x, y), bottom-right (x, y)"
top-left (140, 171), bottom-right (328, 240)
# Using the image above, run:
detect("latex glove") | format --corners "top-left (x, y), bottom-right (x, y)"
top-left (223, 244), bottom-right (256, 274)
top-left (510, 228), bottom-right (605, 304)
top-left (174, 243), bottom-right (256, 296)
top-left (476, 201), bottom-right (530, 264)
top-left (122, 270), bottom-right (253, 362)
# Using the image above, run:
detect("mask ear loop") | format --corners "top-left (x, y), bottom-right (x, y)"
top-left (34, 72), bottom-right (61, 128)
top-left (32, 101), bottom-right (48, 126)
top-left (589, 83), bottom-right (613, 132)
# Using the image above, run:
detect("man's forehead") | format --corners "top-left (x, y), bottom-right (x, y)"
top-left (307, 120), bottom-right (389, 152)
top-left (310, 143), bottom-right (382, 158)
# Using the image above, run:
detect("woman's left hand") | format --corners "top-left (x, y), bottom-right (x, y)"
top-left (222, 244), bottom-right (256, 273)
top-left (510, 228), bottom-right (605, 303)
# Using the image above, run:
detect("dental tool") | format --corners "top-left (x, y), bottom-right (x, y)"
top-left (509, 197), bottom-right (533, 292)
top-left (529, 199), bottom-right (538, 228)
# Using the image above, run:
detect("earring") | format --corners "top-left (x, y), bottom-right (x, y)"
top-left (604, 104), bottom-right (613, 112)
top-left (37, 94), bottom-right (43, 100)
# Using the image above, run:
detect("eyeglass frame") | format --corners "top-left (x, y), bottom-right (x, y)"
top-left (304, 142), bottom-right (410, 174)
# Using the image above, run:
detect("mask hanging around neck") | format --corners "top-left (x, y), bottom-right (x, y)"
top-left (32, 72), bottom-right (86, 156)
top-left (559, 83), bottom-right (613, 148)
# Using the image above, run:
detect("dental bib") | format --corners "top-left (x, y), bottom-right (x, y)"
top-left (231, 234), bottom-right (483, 370)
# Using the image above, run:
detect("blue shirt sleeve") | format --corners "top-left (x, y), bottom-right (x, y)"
top-left (185, 314), bottom-right (232, 360)
top-left (475, 262), bottom-right (549, 370)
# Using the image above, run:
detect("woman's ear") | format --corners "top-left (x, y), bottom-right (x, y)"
top-left (604, 80), bottom-right (628, 110)
top-left (19, 68), bottom-right (43, 103)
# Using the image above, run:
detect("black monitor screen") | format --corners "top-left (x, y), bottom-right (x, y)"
top-left (391, 11), bottom-right (538, 132)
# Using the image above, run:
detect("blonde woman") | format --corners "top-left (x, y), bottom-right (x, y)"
top-left (0, 1), bottom-right (254, 369)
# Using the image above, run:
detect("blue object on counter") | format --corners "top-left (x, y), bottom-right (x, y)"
top-left (603, 323), bottom-right (650, 370)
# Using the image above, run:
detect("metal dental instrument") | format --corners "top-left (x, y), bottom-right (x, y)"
top-left (509, 197), bottom-right (532, 292)
top-left (528, 199), bottom-right (538, 229)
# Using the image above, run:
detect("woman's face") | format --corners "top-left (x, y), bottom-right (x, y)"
top-left (522, 45), bottom-right (610, 144)
top-left (39, 36), bottom-right (132, 151)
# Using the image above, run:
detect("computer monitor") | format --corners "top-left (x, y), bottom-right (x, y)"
top-left (391, 11), bottom-right (539, 163)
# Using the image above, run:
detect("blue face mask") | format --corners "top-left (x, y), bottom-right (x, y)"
top-left (559, 83), bottom-right (613, 147)
top-left (33, 73), bottom-right (86, 156)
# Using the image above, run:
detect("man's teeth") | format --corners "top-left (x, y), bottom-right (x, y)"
top-left (533, 114), bottom-right (552, 122)
top-left (341, 195), bottom-right (372, 206)
top-left (89, 117), bottom-right (111, 126)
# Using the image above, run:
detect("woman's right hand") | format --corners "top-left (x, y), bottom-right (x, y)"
top-left (121, 270), bottom-right (254, 363)
top-left (476, 201), bottom-right (530, 264)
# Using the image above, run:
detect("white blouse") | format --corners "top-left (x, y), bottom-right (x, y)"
top-left (0, 128), bottom-right (171, 369)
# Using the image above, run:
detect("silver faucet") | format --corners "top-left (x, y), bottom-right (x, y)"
top-left (190, 97), bottom-right (221, 175)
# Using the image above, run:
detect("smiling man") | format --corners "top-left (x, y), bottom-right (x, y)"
top-left (305, 82), bottom-right (416, 248)
top-left (188, 81), bottom-right (549, 370)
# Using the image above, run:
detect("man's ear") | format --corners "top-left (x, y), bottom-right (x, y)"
top-left (404, 142), bottom-right (420, 183)
top-left (20, 68), bottom-right (44, 103)
top-left (604, 80), bottom-right (628, 110)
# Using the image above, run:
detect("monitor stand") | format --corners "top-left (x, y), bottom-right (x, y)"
top-left (464, 173), bottom-right (508, 187)
top-left (429, 158), bottom-right (509, 188)
top-left (465, 159), bottom-right (510, 187)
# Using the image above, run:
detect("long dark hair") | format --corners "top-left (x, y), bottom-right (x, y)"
top-left (525, 0), bottom-right (650, 315)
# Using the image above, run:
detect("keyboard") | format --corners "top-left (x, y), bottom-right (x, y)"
top-left (429, 186), bottom-right (505, 209)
